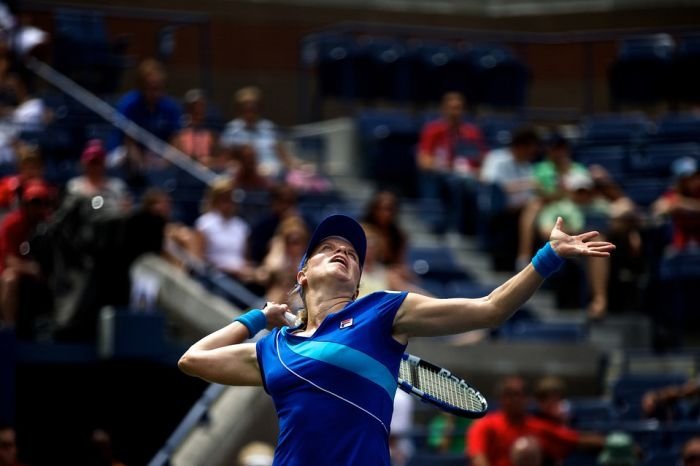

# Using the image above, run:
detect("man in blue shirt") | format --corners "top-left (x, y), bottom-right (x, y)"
top-left (179, 214), bottom-right (614, 466)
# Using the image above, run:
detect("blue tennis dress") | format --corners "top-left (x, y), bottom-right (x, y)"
top-left (256, 291), bottom-right (409, 466)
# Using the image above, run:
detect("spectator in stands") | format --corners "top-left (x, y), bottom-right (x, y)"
top-left (4, 72), bottom-right (46, 134)
top-left (248, 183), bottom-right (306, 265)
top-left (67, 139), bottom-right (131, 215)
top-left (652, 156), bottom-right (700, 252)
top-left (358, 224), bottom-right (429, 297)
top-left (427, 412), bottom-right (473, 455)
top-left (467, 375), bottom-right (604, 466)
top-left (195, 177), bottom-right (254, 282)
top-left (516, 135), bottom-right (590, 268)
top-left (237, 441), bottom-right (274, 466)
top-left (417, 91), bottom-right (487, 235)
top-left (0, 181), bottom-right (52, 335)
top-left (108, 58), bottom-right (182, 184)
top-left (87, 428), bottom-right (126, 466)
top-left (362, 190), bottom-right (407, 267)
top-left (254, 216), bottom-right (310, 305)
top-left (597, 431), bottom-right (638, 466)
top-left (231, 144), bottom-right (274, 192)
top-left (220, 86), bottom-right (295, 179)
top-left (510, 436), bottom-right (542, 466)
top-left (642, 375), bottom-right (700, 422)
top-left (480, 127), bottom-right (540, 271)
top-left (0, 424), bottom-right (24, 466)
top-left (532, 375), bottom-right (571, 425)
top-left (682, 437), bottom-right (700, 466)
top-left (0, 143), bottom-right (45, 212)
top-left (536, 172), bottom-right (611, 320)
top-left (173, 88), bottom-right (222, 170)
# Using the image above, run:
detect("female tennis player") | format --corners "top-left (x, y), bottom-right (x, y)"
top-left (178, 214), bottom-right (614, 466)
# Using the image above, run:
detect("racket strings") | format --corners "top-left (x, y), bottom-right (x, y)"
top-left (400, 360), bottom-right (483, 412)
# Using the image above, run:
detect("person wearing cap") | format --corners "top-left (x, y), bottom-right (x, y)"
top-left (536, 171), bottom-right (612, 320)
top-left (652, 156), bottom-right (700, 251)
top-left (179, 213), bottom-right (614, 466)
top-left (66, 139), bottom-right (130, 215)
top-left (0, 180), bottom-right (52, 332)
top-left (597, 432), bottom-right (638, 466)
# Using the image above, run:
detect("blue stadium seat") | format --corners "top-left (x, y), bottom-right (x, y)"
top-left (408, 246), bottom-right (471, 282)
top-left (562, 452), bottom-right (598, 466)
top-left (574, 145), bottom-right (628, 180)
top-left (303, 33), bottom-right (358, 100)
top-left (673, 34), bottom-right (700, 104)
top-left (570, 398), bottom-right (617, 427)
top-left (643, 450), bottom-right (680, 466)
top-left (631, 142), bottom-right (700, 176)
top-left (477, 115), bottom-right (523, 148)
top-left (465, 44), bottom-right (530, 109)
top-left (660, 251), bottom-right (700, 281)
top-left (609, 34), bottom-right (675, 106)
top-left (407, 40), bottom-right (461, 103)
top-left (654, 113), bottom-right (700, 143)
top-left (580, 113), bottom-right (652, 145)
top-left (499, 321), bottom-right (587, 343)
top-left (354, 36), bottom-right (411, 101)
top-left (407, 452), bottom-right (468, 466)
top-left (621, 177), bottom-right (669, 207)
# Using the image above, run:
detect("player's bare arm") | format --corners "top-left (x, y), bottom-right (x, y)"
top-left (178, 302), bottom-right (291, 385)
top-left (392, 217), bottom-right (615, 342)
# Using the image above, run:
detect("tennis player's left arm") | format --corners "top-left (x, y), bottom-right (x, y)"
top-left (392, 217), bottom-right (615, 341)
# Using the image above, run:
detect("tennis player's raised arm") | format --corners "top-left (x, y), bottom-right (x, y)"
top-left (392, 217), bottom-right (615, 341)
top-left (178, 303), bottom-right (291, 386)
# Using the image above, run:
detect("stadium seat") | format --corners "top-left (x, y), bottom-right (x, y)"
top-left (643, 450), bottom-right (680, 466)
top-left (354, 36), bottom-right (411, 101)
top-left (303, 33), bottom-right (359, 100)
top-left (620, 177), bottom-right (669, 207)
top-left (609, 34), bottom-right (675, 106)
top-left (465, 44), bottom-right (530, 109)
top-left (499, 321), bottom-right (587, 343)
top-left (408, 246), bottom-right (471, 282)
top-left (407, 40), bottom-right (461, 103)
top-left (570, 398), bottom-right (617, 427)
top-left (407, 452), bottom-right (468, 466)
top-left (654, 113), bottom-right (700, 143)
top-left (612, 374), bottom-right (688, 420)
top-left (630, 142), bottom-right (700, 176)
top-left (671, 34), bottom-right (700, 104)
top-left (579, 113), bottom-right (652, 145)
top-left (574, 145), bottom-right (628, 180)
top-left (477, 115), bottom-right (523, 148)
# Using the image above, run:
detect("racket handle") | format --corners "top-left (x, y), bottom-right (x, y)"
top-left (284, 311), bottom-right (298, 326)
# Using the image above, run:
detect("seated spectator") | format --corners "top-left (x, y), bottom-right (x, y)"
top-left (467, 375), bottom-right (604, 466)
top-left (597, 431), bottom-right (638, 466)
top-left (0, 181), bottom-right (52, 336)
top-left (536, 172), bottom-right (611, 319)
top-left (254, 216), bottom-right (310, 305)
top-left (0, 423), bottom-right (25, 466)
top-left (66, 139), bottom-right (131, 215)
top-left (682, 437), bottom-right (700, 466)
top-left (108, 58), bottom-right (183, 185)
top-left (427, 412), bottom-right (473, 455)
top-left (516, 134), bottom-right (590, 268)
top-left (88, 428), bottom-right (126, 466)
top-left (652, 157), bottom-right (700, 252)
top-left (511, 436), bottom-right (543, 466)
top-left (358, 224), bottom-right (429, 297)
top-left (417, 91), bottom-right (487, 234)
top-left (231, 144), bottom-right (274, 192)
top-left (195, 178), bottom-right (253, 282)
top-left (0, 142), bottom-right (46, 212)
top-left (480, 127), bottom-right (541, 271)
top-left (532, 375), bottom-right (571, 425)
top-left (248, 183), bottom-right (305, 265)
top-left (642, 375), bottom-right (700, 422)
top-left (362, 190), bottom-right (407, 267)
top-left (220, 86), bottom-right (295, 179)
top-left (173, 88), bottom-right (223, 170)
top-left (5, 72), bottom-right (47, 133)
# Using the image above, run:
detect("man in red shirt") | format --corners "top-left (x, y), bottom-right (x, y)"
top-left (468, 376), bottom-right (604, 466)
top-left (417, 91), bottom-right (487, 235)
top-left (0, 182), bottom-right (52, 331)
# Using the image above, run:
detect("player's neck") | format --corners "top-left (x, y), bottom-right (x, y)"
top-left (304, 292), bottom-right (353, 330)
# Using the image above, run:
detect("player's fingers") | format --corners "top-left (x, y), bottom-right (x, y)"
top-left (586, 242), bottom-right (616, 249)
top-left (577, 231), bottom-right (600, 242)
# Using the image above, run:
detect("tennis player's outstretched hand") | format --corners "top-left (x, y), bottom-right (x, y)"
top-left (548, 216), bottom-right (616, 258)
top-left (263, 302), bottom-right (298, 329)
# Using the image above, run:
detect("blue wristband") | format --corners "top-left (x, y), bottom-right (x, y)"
top-left (531, 242), bottom-right (565, 278)
top-left (234, 309), bottom-right (267, 337)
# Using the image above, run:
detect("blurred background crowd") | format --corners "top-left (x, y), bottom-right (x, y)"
top-left (0, 0), bottom-right (700, 465)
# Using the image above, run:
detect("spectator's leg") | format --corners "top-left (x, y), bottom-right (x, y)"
top-left (516, 198), bottom-right (543, 270)
top-left (0, 269), bottom-right (19, 326)
top-left (419, 171), bottom-right (447, 235)
top-left (587, 255), bottom-right (609, 320)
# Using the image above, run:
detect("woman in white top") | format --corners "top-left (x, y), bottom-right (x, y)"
top-left (195, 177), bottom-right (253, 281)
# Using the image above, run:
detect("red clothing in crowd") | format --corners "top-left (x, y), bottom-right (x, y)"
top-left (467, 412), bottom-right (580, 466)
top-left (418, 119), bottom-right (486, 171)
top-left (0, 209), bottom-right (33, 274)
top-left (661, 191), bottom-right (700, 249)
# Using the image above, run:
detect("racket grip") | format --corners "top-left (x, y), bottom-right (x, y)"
top-left (284, 311), bottom-right (298, 326)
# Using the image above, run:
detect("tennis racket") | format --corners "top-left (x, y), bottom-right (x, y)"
top-left (398, 353), bottom-right (488, 418)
